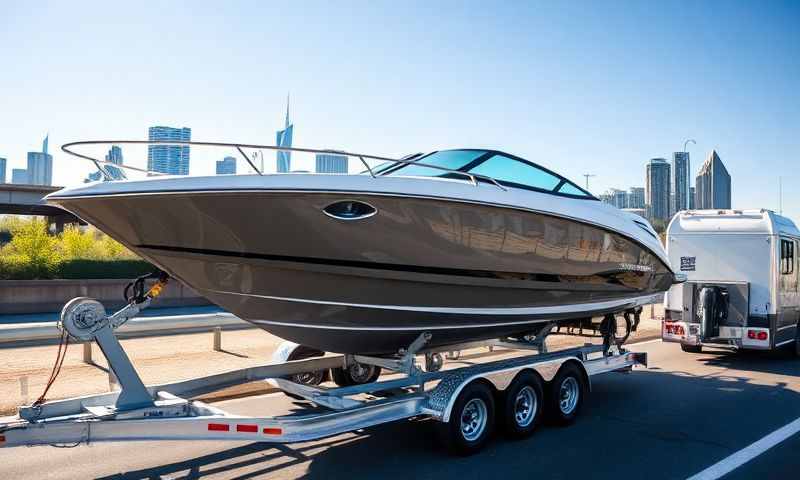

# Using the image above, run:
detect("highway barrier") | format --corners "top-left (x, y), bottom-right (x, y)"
top-left (0, 312), bottom-right (253, 346)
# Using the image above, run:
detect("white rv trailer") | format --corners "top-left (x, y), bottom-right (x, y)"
top-left (663, 209), bottom-right (800, 354)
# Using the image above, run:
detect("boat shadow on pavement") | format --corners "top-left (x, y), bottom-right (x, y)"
top-left (91, 354), bottom-right (800, 480)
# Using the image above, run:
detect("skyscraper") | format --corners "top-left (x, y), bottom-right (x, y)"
top-left (672, 151), bottom-right (691, 214)
top-left (148, 126), bottom-right (191, 175)
top-left (689, 186), bottom-right (696, 209)
top-left (646, 158), bottom-right (671, 221)
top-left (276, 95), bottom-right (293, 173)
top-left (12, 168), bottom-right (28, 184)
top-left (216, 156), bottom-right (237, 175)
top-left (86, 145), bottom-right (125, 182)
top-left (695, 150), bottom-right (731, 209)
top-left (26, 134), bottom-right (53, 185)
top-left (315, 153), bottom-right (348, 174)
top-left (628, 187), bottom-right (645, 209)
top-left (0, 157), bottom-right (6, 184)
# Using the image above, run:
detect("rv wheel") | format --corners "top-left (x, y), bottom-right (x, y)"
top-left (439, 381), bottom-right (495, 456)
top-left (681, 344), bottom-right (703, 353)
top-left (501, 371), bottom-right (543, 439)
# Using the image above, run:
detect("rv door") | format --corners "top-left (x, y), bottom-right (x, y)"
top-left (777, 238), bottom-right (800, 346)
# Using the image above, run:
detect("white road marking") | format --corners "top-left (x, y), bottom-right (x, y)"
top-left (628, 338), bottom-right (662, 347)
top-left (686, 416), bottom-right (800, 480)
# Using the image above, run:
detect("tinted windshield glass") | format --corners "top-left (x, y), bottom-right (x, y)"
top-left (385, 150), bottom-right (487, 177)
top-left (468, 154), bottom-right (562, 190)
top-left (556, 182), bottom-right (588, 196)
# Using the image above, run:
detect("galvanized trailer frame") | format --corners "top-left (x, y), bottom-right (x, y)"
top-left (0, 297), bottom-right (647, 451)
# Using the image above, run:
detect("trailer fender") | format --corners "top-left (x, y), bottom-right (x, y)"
top-left (435, 356), bottom-right (589, 423)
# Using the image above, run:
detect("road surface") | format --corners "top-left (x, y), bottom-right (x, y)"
top-left (1, 340), bottom-right (798, 479)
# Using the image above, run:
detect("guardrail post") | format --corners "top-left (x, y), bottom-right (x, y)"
top-left (19, 376), bottom-right (28, 404)
top-left (213, 326), bottom-right (222, 352)
top-left (82, 342), bottom-right (93, 364)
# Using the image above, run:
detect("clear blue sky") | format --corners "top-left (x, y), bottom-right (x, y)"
top-left (1, 1), bottom-right (798, 216)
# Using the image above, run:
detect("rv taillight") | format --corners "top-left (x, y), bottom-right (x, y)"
top-left (747, 330), bottom-right (756, 339)
top-left (757, 332), bottom-right (768, 341)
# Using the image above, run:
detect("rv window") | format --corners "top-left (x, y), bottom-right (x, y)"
top-left (781, 239), bottom-right (794, 275)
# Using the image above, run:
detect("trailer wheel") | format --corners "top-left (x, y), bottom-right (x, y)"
top-left (282, 346), bottom-right (328, 400)
top-left (440, 381), bottom-right (495, 456)
top-left (331, 361), bottom-right (381, 387)
top-left (681, 343), bottom-right (703, 353)
top-left (501, 371), bottom-right (543, 439)
top-left (545, 363), bottom-right (586, 426)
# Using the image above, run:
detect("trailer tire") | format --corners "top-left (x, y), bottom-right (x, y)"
top-left (501, 371), bottom-right (543, 439)
top-left (331, 362), bottom-right (381, 387)
top-left (545, 363), bottom-right (586, 426)
top-left (440, 381), bottom-right (495, 456)
top-left (681, 344), bottom-right (703, 353)
top-left (283, 346), bottom-right (328, 400)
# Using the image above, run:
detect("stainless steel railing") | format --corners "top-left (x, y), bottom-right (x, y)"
top-left (61, 140), bottom-right (507, 190)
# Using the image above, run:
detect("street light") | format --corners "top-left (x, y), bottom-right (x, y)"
top-left (683, 139), bottom-right (696, 153)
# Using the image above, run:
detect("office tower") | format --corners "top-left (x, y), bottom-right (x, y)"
top-left (315, 153), bottom-right (348, 174)
top-left (12, 168), bottom-right (28, 184)
top-left (0, 157), bottom-right (6, 183)
top-left (216, 156), bottom-right (237, 175)
top-left (26, 135), bottom-right (53, 185)
top-left (689, 187), bottom-right (696, 209)
top-left (628, 187), bottom-right (645, 209)
top-left (147, 126), bottom-right (191, 175)
top-left (104, 145), bottom-right (125, 180)
top-left (276, 95), bottom-right (293, 173)
top-left (695, 150), bottom-right (731, 209)
top-left (646, 158), bottom-right (671, 221)
top-left (672, 151), bottom-right (691, 214)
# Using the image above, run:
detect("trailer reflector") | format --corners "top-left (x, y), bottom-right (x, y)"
top-left (757, 331), bottom-right (768, 341)
top-left (263, 427), bottom-right (283, 435)
top-left (236, 424), bottom-right (258, 433)
top-left (208, 423), bottom-right (230, 432)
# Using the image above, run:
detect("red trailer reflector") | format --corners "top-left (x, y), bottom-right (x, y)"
top-left (263, 427), bottom-right (283, 435)
top-left (748, 330), bottom-right (756, 339)
top-left (208, 423), bottom-right (230, 432)
top-left (236, 424), bottom-right (258, 433)
top-left (757, 331), bottom-right (768, 341)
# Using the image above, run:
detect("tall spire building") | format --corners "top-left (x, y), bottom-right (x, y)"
top-left (276, 94), bottom-right (293, 173)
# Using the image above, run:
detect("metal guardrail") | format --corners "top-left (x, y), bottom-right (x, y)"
top-left (0, 312), bottom-right (254, 346)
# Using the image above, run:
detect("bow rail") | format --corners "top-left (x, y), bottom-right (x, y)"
top-left (61, 140), bottom-right (507, 191)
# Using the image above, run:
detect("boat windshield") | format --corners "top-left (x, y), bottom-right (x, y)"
top-left (383, 149), bottom-right (593, 198)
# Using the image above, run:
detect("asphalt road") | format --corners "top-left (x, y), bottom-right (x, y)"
top-left (1, 340), bottom-right (798, 479)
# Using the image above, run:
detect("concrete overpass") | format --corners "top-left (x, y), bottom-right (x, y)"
top-left (0, 184), bottom-right (82, 230)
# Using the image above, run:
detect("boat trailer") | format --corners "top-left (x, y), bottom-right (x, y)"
top-left (0, 288), bottom-right (648, 455)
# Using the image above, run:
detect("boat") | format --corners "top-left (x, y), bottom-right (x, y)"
top-left (47, 142), bottom-right (678, 354)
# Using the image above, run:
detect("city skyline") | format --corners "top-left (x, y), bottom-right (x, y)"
top-left (0, 2), bottom-right (797, 218)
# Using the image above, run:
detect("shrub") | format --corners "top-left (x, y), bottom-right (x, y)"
top-left (59, 225), bottom-right (101, 259)
top-left (1, 218), bottom-right (61, 278)
top-left (0, 217), bottom-right (151, 279)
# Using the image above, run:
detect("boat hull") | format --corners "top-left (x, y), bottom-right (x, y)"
top-left (49, 182), bottom-right (673, 354)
